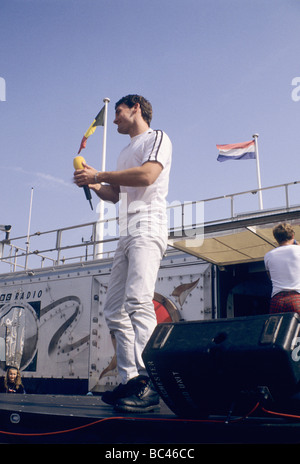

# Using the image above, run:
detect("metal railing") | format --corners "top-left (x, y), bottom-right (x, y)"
top-left (1, 180), bottom-right (300, 273)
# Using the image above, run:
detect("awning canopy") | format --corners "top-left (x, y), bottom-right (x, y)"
top-left (168, 216), bottom-right (300, 266)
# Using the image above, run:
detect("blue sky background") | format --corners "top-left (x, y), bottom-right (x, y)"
top-left (1, 0), bottom-right (300, 254)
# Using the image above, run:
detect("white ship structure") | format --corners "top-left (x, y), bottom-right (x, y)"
top-left (0, 180), bottom-right (299, 396)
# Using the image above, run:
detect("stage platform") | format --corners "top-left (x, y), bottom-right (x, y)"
top-left (0, 393), bottom-right (299, 445)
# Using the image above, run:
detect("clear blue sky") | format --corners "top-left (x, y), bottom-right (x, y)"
top-left (1, 0), bottom-right (300, 245)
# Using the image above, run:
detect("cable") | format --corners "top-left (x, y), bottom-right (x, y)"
top-left (229, 402), bottom-right (261, 423)
top-left (261, 407), bottom-right (300, 420)
top-left (0, 416), bottom-right (122, 437)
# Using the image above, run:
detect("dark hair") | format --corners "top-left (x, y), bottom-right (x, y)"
top-left (273, 222), bottom-right (295, 244)
top-left (115, 94), bottom-right (152, 125)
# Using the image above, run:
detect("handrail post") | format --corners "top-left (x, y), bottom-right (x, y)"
top-left (230, 195), bottom-right (234, 219)
top-left (285, 184), bottom-right (290, 210)
top-left (92, 223), bottom-right (97, 260)
top-left (56, 230), bottom-right (62, 265)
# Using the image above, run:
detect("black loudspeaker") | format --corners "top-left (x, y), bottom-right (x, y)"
top-left (142, 313), bottom-right (300, 418)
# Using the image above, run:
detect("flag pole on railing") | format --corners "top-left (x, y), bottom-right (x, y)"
top-left (216, 134), bottom-right (264, 211)
top-left (25, 187), bottom-right (34, 269)
top-left (96, 97), bottom-right (110, 258)
top-left (252, 133), bottom-right (263, 210)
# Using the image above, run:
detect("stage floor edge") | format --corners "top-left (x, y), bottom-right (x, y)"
top-left (0, 393), bottom-right (299, 444)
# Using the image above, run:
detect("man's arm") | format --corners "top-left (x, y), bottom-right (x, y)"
top-left (96, 161), bottom-right (163, 187)
top-left (74, 161), bottom-right (163, 199)
top-left (90, 183), bottom-right (120, 204)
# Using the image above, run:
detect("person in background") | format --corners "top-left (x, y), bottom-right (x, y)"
top-left (0, 366), bottom-right (25, 393)
top-left (264, 222), bottom-right (300, 313)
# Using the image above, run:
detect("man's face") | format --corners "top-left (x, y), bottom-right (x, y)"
top-left (114, 103), bottom-right (136, 134)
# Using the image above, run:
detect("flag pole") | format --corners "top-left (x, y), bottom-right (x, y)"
top-left (25, 187), bottom-right (34, 269)
top-left (252, 133), bottom-right (263, 210)
top-left (96, 97), bottom-right (110, 258)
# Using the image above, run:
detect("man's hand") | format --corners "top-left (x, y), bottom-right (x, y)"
top-left (73, 162), bottom-right (98, 187)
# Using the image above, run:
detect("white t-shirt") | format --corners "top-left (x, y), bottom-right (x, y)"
top-left (264, 245), bottom-right (300, 296)
top-left (117, 129), bottom-right (172, 237)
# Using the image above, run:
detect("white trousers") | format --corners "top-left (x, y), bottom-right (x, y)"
top-left (104, 233), bottom-right (167, 384)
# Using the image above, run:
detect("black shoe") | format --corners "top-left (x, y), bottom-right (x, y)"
top-left (114, 377), bottom-right (160, 413)
top-left (101, 375), bottom-right (148, 406)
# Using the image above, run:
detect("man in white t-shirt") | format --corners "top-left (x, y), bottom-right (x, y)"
top-left (264, 222), bottom-right (300, 313)
top-left (74, 95), bottom-right (172, 412)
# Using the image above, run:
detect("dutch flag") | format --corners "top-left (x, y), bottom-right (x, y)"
top-left (216, 140), bottom-right (256, 162)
